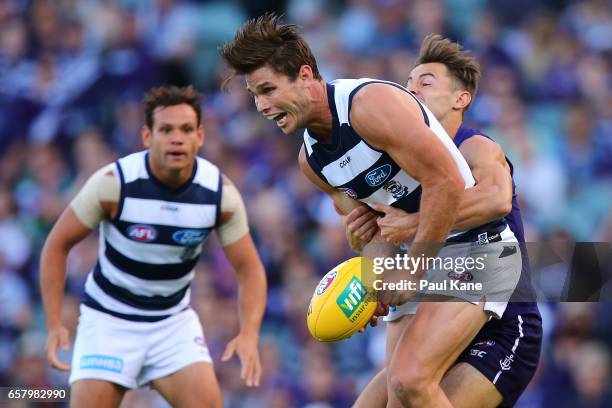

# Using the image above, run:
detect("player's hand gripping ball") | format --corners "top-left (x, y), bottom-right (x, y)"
top-left (307, 257), bottom-right (377, 342)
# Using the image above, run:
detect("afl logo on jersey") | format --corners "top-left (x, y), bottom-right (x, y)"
top-left (127, 224), bottom-right (158, 242)
top-left (365, 164), bottom-right (392, 187)
top-left (173, 229), bottom-right (209, 247)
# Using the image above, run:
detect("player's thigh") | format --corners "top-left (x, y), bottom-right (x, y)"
top-left (151, 361), bottom-right (222, 408)
top-left (390, 300), bottom-right (489, 383)
top-left (442, 362), bottom-right (502, 408)
top-left (71, 379), bottom-right (127, 408)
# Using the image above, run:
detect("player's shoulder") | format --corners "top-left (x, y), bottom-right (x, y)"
top-left (459, 133), bottom-right (506, 163)
top-left (116, 150), bottom-right (146, 167)
top-left (79, 162), bottom-right (120, 190)
top-left (330, 78), bottom-right (403, 123)
top-left (193, 156), bottom-right (222, 192)
top-left (331, 78), bottom-right (404, 102)
top-left (331, 77), bottom-right (402, 92)
top-left (115, 150), bottom-right (148, 183)
top-left (459, 132), bottom-right (500, 150)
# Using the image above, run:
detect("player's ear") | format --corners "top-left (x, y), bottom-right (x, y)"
top-left (141, 125), bottom-right (151, 148)
top-left (298, 65), bottom-right (314, 81)
top-left (454, 90), bottom-right (472, 111)
top-left (198, 125), bottom-right (205, 147)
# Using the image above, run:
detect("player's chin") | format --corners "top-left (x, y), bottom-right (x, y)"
top-left (278, 123), bottom-right (296, 134)
top-left (164, 156), bottom-right (190, 169)
top-left (278, 117), bottom-right (298, 134)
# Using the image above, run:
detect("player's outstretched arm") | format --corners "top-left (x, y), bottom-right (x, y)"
top-left (41, 165), bottom-right (116, 371)
top-left (349, 83), bottom-right (464, 264)
top-left (216, 175), bottom-right (266, 387)
top-left (452, 136), bottom-right (512, 229)
top-left (40, 208), bottom-right (93, 371)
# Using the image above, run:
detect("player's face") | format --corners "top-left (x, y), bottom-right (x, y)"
top-left (245, 66), bottom-right (312, 134)
top-left (406, 63), bottom-right (463, 122)
top-left (142, 104), bottom-right (204, 173)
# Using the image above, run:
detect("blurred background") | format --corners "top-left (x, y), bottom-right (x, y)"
top-left (1, 0), bottom-right (611, 407)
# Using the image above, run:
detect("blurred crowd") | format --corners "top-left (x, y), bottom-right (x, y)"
top-left (0, 0), bottom-right (611, 407)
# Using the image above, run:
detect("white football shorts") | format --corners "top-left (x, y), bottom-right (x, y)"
top-left (69, 305), bottom-right (212, 388)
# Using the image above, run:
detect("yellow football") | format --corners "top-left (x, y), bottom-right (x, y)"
top-left (307, 257), bottom-right (377, 342)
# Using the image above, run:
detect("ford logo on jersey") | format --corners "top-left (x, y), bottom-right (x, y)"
top-left (127, 224), bottom-right (158, 242)
top-left (365, 164), bottom-right (392, 187)
top-left (173, 229), bottom-right (209, 247)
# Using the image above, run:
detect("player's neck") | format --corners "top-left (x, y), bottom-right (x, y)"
top-left (306, 80), bottom-right (334, 142)
top-left (148, 158), bottom-right (194, 189)
top-left (441, 113), bottom-right (463, 140)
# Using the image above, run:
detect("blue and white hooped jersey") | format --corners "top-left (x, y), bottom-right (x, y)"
top-left (304, 78), bottom-right (494, 240)
top-left (83, 150), bottom-right (222, 321)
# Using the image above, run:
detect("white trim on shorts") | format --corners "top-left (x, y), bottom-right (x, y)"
top-left (493, 314), bottom-right (524, 384)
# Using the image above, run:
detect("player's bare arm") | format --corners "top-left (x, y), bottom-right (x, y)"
top-left (40, 165), bottom-right (117, 371)
top-left (349, 83), bottom-right (463, 266)
top-left (41, 209), bottom-right (91, 371)
top-left (452, 136), bottom-right (512, 229)
top-left (217, 174), bottom-right (267, 387)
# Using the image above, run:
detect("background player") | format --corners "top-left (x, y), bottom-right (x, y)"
top-left (40, 85), bottom-right (267, 408)
top-left (221, 14), bottom-right (522, 407)
top-left (348, 34), bottom-right (542, 408)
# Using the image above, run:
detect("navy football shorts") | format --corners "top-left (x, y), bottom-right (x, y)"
top-left (457, 308), bottom-right (542, 407)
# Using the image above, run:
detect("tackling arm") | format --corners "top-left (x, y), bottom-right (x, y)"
top-left (452, 136), bottom-right (512, 229)
top-left (371, 136), bottom-right (513, 243)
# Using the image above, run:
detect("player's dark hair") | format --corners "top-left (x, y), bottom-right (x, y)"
top-left (416, 34), bottom-right (481, 110)
top-left (143, 85), bottom-right (202, 129)
top-left (220, 13), bottom-right (321, 88)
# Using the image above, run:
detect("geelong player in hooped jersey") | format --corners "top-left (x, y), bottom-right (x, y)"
top-left (222, 15), bottom-right (523, 408)
top-left (347, 35), bottom-right (542, 408)
top-left (40, 86), bottom-right (267, 408)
